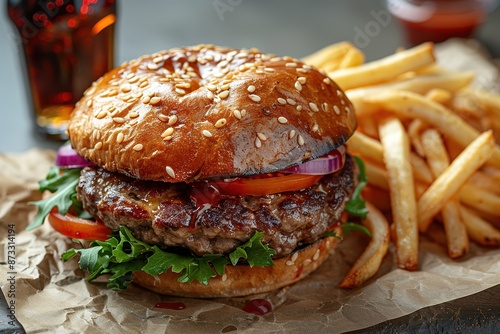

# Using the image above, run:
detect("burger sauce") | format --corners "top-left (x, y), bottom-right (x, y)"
top-left (242, 299), bottom-right (273, 316)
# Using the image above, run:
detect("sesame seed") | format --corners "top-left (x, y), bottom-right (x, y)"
top-left (96, 110), bottom-right (107, 119)
top-left (257, 132), bottom-right (267, 141)
top-left (289, 130), bottom-right (296, 139)
top-left (126, 73), bottom-right (135, 79)
top-left (168, 115), bottom-right (178, 125)
top-left (312, 123), bottom-right (319, 132)
top-left (277, 98), bottom-right (287, 105)
top-left (138, 81), bottom-right (149, 88)
top-left (218, 60), bottom-right (229, 68)
top-left (298, 77), bottom-right (307, 84)
top-left (112, 117), bottom-right (125, 124)
top-left (285, 62), bottom-right (297, 68)
top-left (133, 144), bottom-right (143, 151)
top-left (153, 56), bottom-right (163, 64)
top-left (218, 90), bottom-right (229, 99)
top-left (296, 105), bottom-right (303, 111)
top-left (222, 274), bottom-right (228, 282)
top-left (323, 78), bottom-right (331, 85)
top-left (215, 118), bottom-right (227, 128)
top-left (286, 98), bottom-right (296, 106)
top-left (220, 84), bottom-right (230, 91)
top-left (291, 252), bottom-right (299, 262)
top-left (264, 67), bottom-right (275, 72)
top-left (278, 116), bottom-right (288, 124)
top-left (166, 166), bottom-right (176, 178)
top-left (161, 127), bottom-right (174, 138)
top-left (207, 91), bottom-right (214, 99)
top-left (345, 106), bottom-right (351, 113)
top-left (241, 109), bottom-right (247, 117)
top-left (94, 142), bottom-right (103, 150)
top-left (128, 76), bottom-right (139, 84)
top-left (147, 63), bottom-right (159, 70)
top-left (334, 105), bottom-right (341, 115)
top-left (150, 97), bottom-right (161, 105)
top-left (139, 76), bottom-right (148, 83)
top-left (270, 57), bottom-right (281, 62)
top-left (233, 109), bottom-right (242, 119)
top-left (341, 99), bottom-right (346, 105)
top-left (304, 259), bottom-right (312, 265)
top-left (158, 114), bottom-right (169, 122)
top-left (247, 85), bottom-right (256, 93)
top-left (298, 134), bottom-right (305, 146)
top-left (296, 68), bottom-right (308, 74)
top-left (202, 129), bottom-right (213, 137)
top-left (313, 249), bottom-right (320, 261)
top-left (294, 81), bottom-right (302, 91)
top-left (117, 132), bottom-right (124, 143)
top-left (163, 135), bottom-right (173, 141)
top-left (322, 103), bottom-right (329, 112)
top-left (108, 89), bottom-right (118, 96)
top-left (249, 94), bottom-right (261, 102)
top-left (120, 84), bottom-right (131, 93)
top-left (206, 84), bottom-right (217, 91)
top-left (255, 137), bottom-right (262, 148)
top-left (148, 91), bottom-right (156, 97)
top-left (129, 112), bottom-right (139, 118)
top-left (309, 102), bottom-right (319, 112)
top-left (286, 261), bottom-right (294, 266)
top-left (176, 82), bottom-right (191, 89)
top-left (175, 88), bottom-right (186, 95)
top-left (86, 99), bottom-right (93, 107)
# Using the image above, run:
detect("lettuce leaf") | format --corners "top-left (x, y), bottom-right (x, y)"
top-left (62, 227), bottom-right (276, 289)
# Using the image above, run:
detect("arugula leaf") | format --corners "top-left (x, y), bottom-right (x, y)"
top-left (322, 229), bottom-right (343, 239)
top-left (62, 227), bottom-right (275, 290)
top-left (342, 222), bottom-right (372, 238)
top-left (229, 231), bottom-right (276, 267)
top-left (27, 167), bottom-right (87, 230)
top-left (344, 156), bottom-right (369, 220)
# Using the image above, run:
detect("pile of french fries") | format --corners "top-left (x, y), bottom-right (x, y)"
top-left (303, 42), bottom-right (500, 287)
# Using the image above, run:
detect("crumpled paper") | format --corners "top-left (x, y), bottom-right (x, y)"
top-left (1, 41), bottom-right (500, 333)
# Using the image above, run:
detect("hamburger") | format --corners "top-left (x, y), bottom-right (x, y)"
top-left (29, 45), bottom-right (366, 298)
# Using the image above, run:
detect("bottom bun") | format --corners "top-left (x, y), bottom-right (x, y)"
top-left (132, 228), bottom-right (342, 298)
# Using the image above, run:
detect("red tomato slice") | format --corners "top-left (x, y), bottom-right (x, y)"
top-left (48, 209), bottom-right (112, 241)
top-left (210, 174), bottom-right (323, 196)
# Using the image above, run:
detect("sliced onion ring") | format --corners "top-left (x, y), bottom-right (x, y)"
top-left (55, 142), bottom-right (95, 168)
top-left (282, 146), bottom-right (345, 175)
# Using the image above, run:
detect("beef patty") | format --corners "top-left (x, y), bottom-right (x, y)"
top-left (77, 154), bottom-right (356, 258)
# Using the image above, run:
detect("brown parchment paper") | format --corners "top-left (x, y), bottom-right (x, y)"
top-left (1, 41), bottom-right (500, 334)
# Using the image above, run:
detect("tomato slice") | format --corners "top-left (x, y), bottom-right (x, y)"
top-left (48, 209), bottom-right (112, 241)
top-left (210, 174), bottom-right (323, 196)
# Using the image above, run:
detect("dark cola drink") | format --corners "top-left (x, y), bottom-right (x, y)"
top-left (7, 0), bottom-right (117, 139)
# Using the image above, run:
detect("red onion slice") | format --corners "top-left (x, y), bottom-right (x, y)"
top-left (55, 142), bottom-right (94, 168)
top-left (283, 146), bottom-right (345, 175)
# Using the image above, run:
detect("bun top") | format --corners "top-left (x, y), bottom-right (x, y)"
top-left (68, 45), bottom-right (356, 182)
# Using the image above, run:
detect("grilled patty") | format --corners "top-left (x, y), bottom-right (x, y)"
top-left (77, 154), bottom-right (356, 258)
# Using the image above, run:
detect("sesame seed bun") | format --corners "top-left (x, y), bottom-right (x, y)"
top-left (67, 45), bottom-right (357, 182)
top-left (131, 231), bottom-right (341, 298)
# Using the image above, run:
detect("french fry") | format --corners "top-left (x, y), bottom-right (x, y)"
top-left (459, 183), bottom-right (500, 217)
top-left (417, 131), bottom-right (495, 232)
top-left (340, 202), bottom-right (390, 288)
top-left (379, 118), bottom-right (418, 270)
top-left (337, 48), bottom-right (365, 69)
top-left (419, 128), bottom-right (469, 258)
top-left (364, 159), bottom-right (389, 190)
top-left (441, 199), bottom-right (469, 258)
top-left (411, 152), bottom-right (433, 184)
top-left (328, 43), bottom-right (435, 90)
top-left (347, 132), bottom-right (384, 163)
top-left (364, 90), bottom-right (500, 167)
top-left (301, 42), bottom-right (357, 70)
top-left (468, 171), bottom-right (500, 195)
top-left (459, 206), bottom-right (500, 247)
top-left (407, 119), bottom-right (427, 157)
top-left (346, 71), bottom-right (473, 104)
top-left (426, 88), bottom-right (452, 104)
